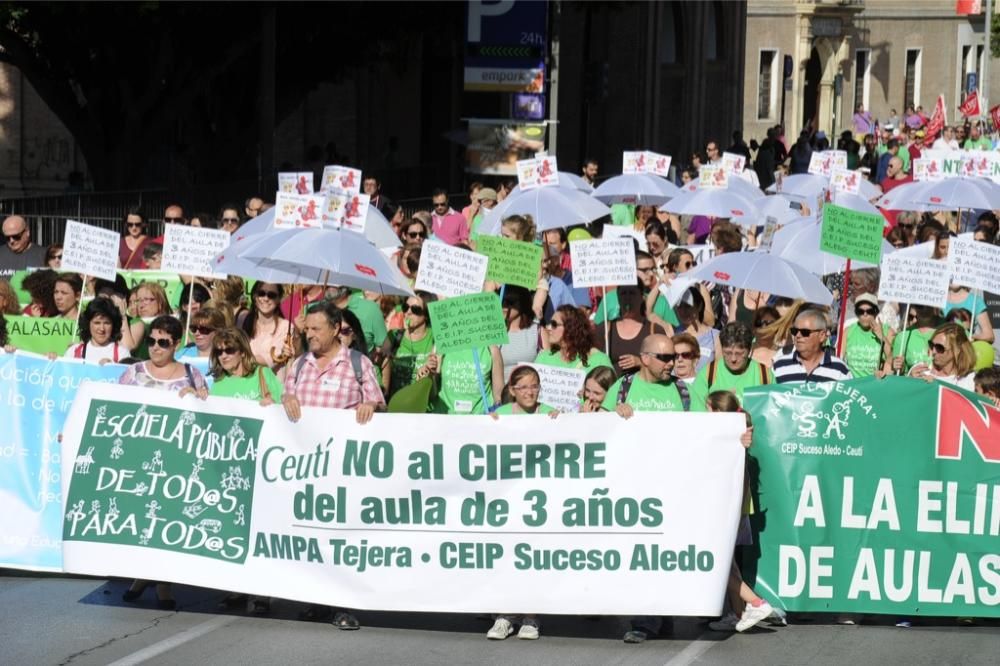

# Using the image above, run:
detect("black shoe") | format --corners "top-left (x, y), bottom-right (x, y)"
top-left (333, 611), bottom-right (360, 630)
top-left (157, 598), bottom-right (177, 611)
top-left (218, 593), bottom-right (248, 609)
top-left (122, 582), bottom-right (149, 602)
top-left (623, 629), bottom-right (649, 644)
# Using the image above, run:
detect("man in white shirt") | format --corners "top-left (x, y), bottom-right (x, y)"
top-left (931, 126), bottom-right (959, 151)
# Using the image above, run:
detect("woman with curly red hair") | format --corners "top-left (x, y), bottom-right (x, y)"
top-left (534, 305), bottom-right (613, 371)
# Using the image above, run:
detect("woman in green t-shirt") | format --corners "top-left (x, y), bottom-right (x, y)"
top-left (383, 291), bottom-right (436, 397)
top-left (535, 305), bottom-right (613, 371)
top-left (842, 294), bottom-right (892, 378)
top-left (209, 328), bottom-right (283, 405)
top-left (890, 305), bottom-right (941, 375)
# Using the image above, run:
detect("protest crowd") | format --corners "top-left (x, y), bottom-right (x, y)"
top-left (3, 100), bottom-right (1000, 643)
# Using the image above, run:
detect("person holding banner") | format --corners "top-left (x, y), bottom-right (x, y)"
top-left (493, 365), bottom-right (558, 417)
top-left (944, 284), bottom-right (995, 343)
top-left (209, 328), bottom-right (282, 404)
top-left (905, 323), bottom-right (977, 390)
top-left (178, 307), bottom-right (227, 361)
top-left (64, 298), bottom-right (128, 364)
top-left (536, 305), bottom-right (612, 372)
top-left (579, 365), bottom-right (616, 412)
top-left (689, 322), bottom-right (773, 408)
top-left (242, 282), bottom-right (292, 369)
top-left (431, 344), bottom-right (503, 415)
top-left (119, 314), bottom-right (208, 610)
top-left (53, 273), bottom-right (82, 321)
top-left (975, 367), bottom-right (1000, 406)
top-left (670, 332), bottom-right (701, 384)
top-left (118, 208), bottom-right (152, 269)
top-left (889, 305), bottom-right (940, 375)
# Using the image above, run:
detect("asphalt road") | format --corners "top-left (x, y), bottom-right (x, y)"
top-left (3, 573), bottom-right (999, 666)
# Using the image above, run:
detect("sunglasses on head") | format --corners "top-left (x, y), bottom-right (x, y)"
top-left (215, 346), bottom-right (239, 356)
top-left (146, 336), bottom-right (174, 349)
top-left (189, 325), bottom-right (215, 335)
top-left (854, 306), bottom-right (878, 316)
top-left (255, 290), bottom-right (280, 300)
top-left (644, 352), bottom-right (676, 363)
top-left (928, 341), bottom-right (948, 355)
top-left (790, 327), bottom-right (822, 338)
top-left (402, 304), bottom-right (426, 316)
top-left (3, 228), bottom-right (26, 243)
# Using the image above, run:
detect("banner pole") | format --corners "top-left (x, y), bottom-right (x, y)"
top-left (896, 302), bottom-right (911, 376)
top-left (471, 348), bottom-right (491, 414)
top-left (602, 286), bottom-right (610, 356)
top-left (184, 281), bottom-right (195, 346)
top-left (968, 289), bottom-right (978, 339)
top-left (836, 259), bottom-right (851, 357)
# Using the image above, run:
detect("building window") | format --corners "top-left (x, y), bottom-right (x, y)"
top-left (853, 49), bottom-right (870, 111)
top-left (961, 45), bottom-right (972, 95)
top-left (757, 50), bottom-right (777, 120)
top-left (904, 48), bottom-right (921, 108)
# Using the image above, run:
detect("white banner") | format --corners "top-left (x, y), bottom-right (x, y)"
top-left (570, 238), bottom-right (637, 288)
top-left (414, 241), bottom-right (489, 298)
top-left (161, 224), bottom-right (231, 279)
top-left (61, 220), bottom-right (119, 281)
top-left (879, 254), bottom-right (950, 308)
top-left (60, 383), bottom-right (743, 615)
top-left (721, 152), bottom-right (746, 175)
top-left (949, 235), bottom-right (1000, 293)
top-left (602, 224), bottom-right (648, 252)
top-left (320, 165), bottom-right (362, 196)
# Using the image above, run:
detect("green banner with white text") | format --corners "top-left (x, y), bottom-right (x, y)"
top-left (744, 377), bottom-right (1000, 617)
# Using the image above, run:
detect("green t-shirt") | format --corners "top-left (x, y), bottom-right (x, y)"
top-left (469, 213), bottom-right (485, 246)
top-left (209, 366), bottom-right (284, 402)
top-left (129, 317), bottom-right (150, 360)
top-left (892, 327), bottom-right (933, 373)
top-left (843, 323), bottom-right (890, 378)
top-left (533, 348), bottom-right (613, 372)
top-left (689, 358), bottom-right (774, 411)
top-left (388, 329), bottom-right (435, 395)
top-left (593, 288), bottom-right (680, 327)
top-left (348, 292), bottom-right (388, 350)
top-left (493, 402), bottom-right (557, 415)
top-left (434, 347), bottom-right (494, 415)
top-left (964, 137), bottom-right (992, 151)
top-left (602, 374), bottom-right (685, 412)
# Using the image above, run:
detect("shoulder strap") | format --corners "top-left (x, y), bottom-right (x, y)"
top-left (258, 366), bottom-right (272, 401)
top-left (184, 363), bottom-right (196, 388)
top-left (758, 361), bottom-right (769, 385)
top-left (348, 349), bottom-right (365, 387)
top-left (706, 360), bottom-right (718, 388)
top-left (675, 378), bottom-right (691, 412)
top-left (74, 343), bottom-right (86, 359)
top-left (617, 373), bottom-right (636, 404)
top-left (293, 354), bottom-right (309, 386)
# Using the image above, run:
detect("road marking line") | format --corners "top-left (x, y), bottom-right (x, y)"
top-left (106, 615), bottom-right (237, 666)
top-left (663, 632), bottom-right (717, 666)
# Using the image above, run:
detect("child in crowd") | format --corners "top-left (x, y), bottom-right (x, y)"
top-left (974, 367), bottom-right (1000, 407)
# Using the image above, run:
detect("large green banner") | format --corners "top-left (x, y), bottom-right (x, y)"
top-left (6, 315), bottom-right (78, 354)
top-left (744, 377), bottom-right (1000, 617)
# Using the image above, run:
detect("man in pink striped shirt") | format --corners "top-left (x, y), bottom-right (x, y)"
top-left (430, 188), bottom-right (469, 246)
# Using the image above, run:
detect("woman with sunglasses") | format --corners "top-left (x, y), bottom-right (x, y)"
top-left (673, 287), bottom-right (721, 371)
top-left (535, 305), bottom-right (612, 372)
top-left (241, 282), bottom-right (292, 369)
top-left (890, 305), bottom-right (941, 375)
top-left (119, 314), bottom-right (207, 610)
top-left (178, 307), bottom-right (227, 361)
top-left (842, 294), bottom-right (893, 378)
top-left (218, 204), bottom-right (243, 234)
top-left (670, 333), bottom-right (701, 384)
top-left (118, 208), bottom-right (151, 269)
top-left (209, 328), bottom-right (282, 404)
top-left (45, 244), bottom-right (63, 269)
top-left (944, 283), bottom-right (995, 343)
top-left (402, 219), bottom-right (428, 245)
top-left (906, 323), bottom-right (977, 390)
top-left (120, 281), bottom-right (172, 357)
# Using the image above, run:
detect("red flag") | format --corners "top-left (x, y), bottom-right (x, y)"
top-left (959, 89), bottom-right (981, 117)
top-left (990, 105), bottom-right (1000, 133)
top-left (924, 95), bottom-right (946, 143)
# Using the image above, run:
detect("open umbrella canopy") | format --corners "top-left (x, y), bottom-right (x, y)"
top-left (753, 194), bottom-right (810, 226)
top-left (479, 185), bottom-right (611, 235)
top-left (829, 191), bottom-right (885, 218)
top-left (230, 204), bottom-right (400, 250)
top-left (685, 251), bottom-right (834, 304)
top-left (769, 217), bottom-right (895, 276)
top-left (509, 171), bottom-right (595, 196)
top-left (659, 189), bottom-right (756, 224)
top-left (766, 173), bottom-right (828, 199)
top-left (908, 177), bottom-right (1000, 210)
top-left (591, 173), bottom-right (681, 206)
top-left (680, 174), bottom-right (765, 201)
top-left (874, 180), bottom-right (947, 212)
top-left (236, 227), bottom-right (413, 296)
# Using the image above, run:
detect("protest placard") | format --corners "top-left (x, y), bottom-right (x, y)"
top-left (879, 254), bottom-right (950, 307)
top-left (161, 224), bottom-right (231, 279)
top-left (819, 203), bottom-right (885, 264)
top-left (515, 156), bottom-right (559, 190)
top-left (475, 235), bottom-right (542, 289)
top-left (60, 382), bottom-right (743, 613)
top-left (569, 237), bottom-right (636, 288)
top-left (414, 241), bottom-right (489, 298)
top-left (278, 172), bottom-right (314, 194)
top-left (758, 216), bottom-right (779, 252)
top-left (698, 165), bottom-right (728, 189)
top-left (828, 150), bottom-right (847, 171)
top-left (528, 363), bottom-right (585, 413)
top-left (322, 193), bottom-right (371, 233)
top-left (60, 220), bottom-right (120, 281)
top-left (427, 292), bottom-right (509, 355)
top-left (949, 235), bottom-right (1000, 293)
top-left (275, 192), bottom-right (325, 229)
top-left (602, 223), bottom-right (648, 252)
top-left (829, 168), bottom-right (861, 195)
top-left (320, 165), bottom-right (362, 195)
top-left (622, 151), bottom-right (644, 174)
top-left (5, 315), bottom-right (78, 354)
top-left (721, 152), bottom-right (746, 175)
top-left (912, 158), bottom-right (943, 182)
top-left (645, 151), bottom-right (671, 177)
top-left (808, 152), bottom-right (833, 176)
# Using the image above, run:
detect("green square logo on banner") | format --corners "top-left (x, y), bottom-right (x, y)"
top-left (427, 292), bottom-right (509, 355)
top-left (820, 203), bottom-right (885, 265)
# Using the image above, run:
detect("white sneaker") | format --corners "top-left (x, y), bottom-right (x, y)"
top-left (708, 612), bottom-right (739, 632)
top-left (518, 620), bottom-right (540, 640)
top-left (764, 607), bottom-right (788, 626)
top-left (486, 618), bottom-right (514, 640)
top-left (736, 601), bottom-right (773, 632)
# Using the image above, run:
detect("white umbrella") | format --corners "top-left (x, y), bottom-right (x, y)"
top-left (659, 189), bottom-right (756, 224)
top-left (769, 217), bottom-right (895, 276)
top-left (509, 171), bottom-right (595, 195)
top-left (685, 251), bottom-right (834, 304)
top-left (766, 173), bottom-right (828, 199)
top-left (236, 227), bottom-right (413, 296)
top-left (478, 185), bottom-right (611, 235)
top-left (909, 177), bottom-right (1000, 210)
top-left (829, 191), bottom-right (884, 218)
top-left (591, 173), bottom-right (681, 206)
top-left (855, 177), bottom-right (881, 201)
top-left (874, 180), bottom-right (947, 212)
top-left (680, 175), bottom-right (765, 201)
top-left (230, 205), bottom-right (400, 250)
top-left (753, 194), bottom-right (810, 226)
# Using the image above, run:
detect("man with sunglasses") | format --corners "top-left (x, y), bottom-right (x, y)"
top-left (689, 322), bottom-right (773, 409)
top-left (602, 334), bottom-right (690, 415)
top-left (0, 215), bottom-right (46, 280)
top-left (429, 188), bottom-right (468, 246)
top-left (773, 310), bottom-right (851, 384)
